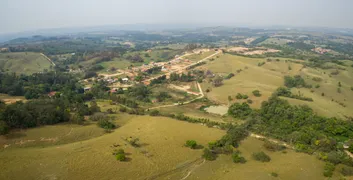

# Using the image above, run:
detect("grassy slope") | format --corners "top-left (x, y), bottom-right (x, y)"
top-left (0, 116), bottom-right (224, 180)
top-left (200, 54), bottom-right (302, 108)
top-left (0, 52), bottom-right (51, 74)
top-left (187, 137), bottom-right (334, 180)
top-left (288, 62), bottom-right (353, 119)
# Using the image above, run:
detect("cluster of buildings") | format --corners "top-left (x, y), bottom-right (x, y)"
top-left (312, 47), bottom-right (331, 54)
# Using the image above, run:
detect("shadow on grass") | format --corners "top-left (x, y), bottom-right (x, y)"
top-left (5, 132), bottom-right (26, 139)
top-left (194, 144), bottom-right (204, 150)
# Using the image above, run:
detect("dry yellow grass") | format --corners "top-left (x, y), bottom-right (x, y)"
top-left (200, 54), bottom-right (303, 108)
top-left (186, 137), bottom-right (338, 180)
top-left (0, 115), bottom-right (224, 180)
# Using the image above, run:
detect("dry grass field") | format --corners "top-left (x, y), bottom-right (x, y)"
top-left (186, 137), bottom-right (342, 180)
top-left (200, 54), bottom-right (303, 108)
top-left (0, 115), bottom-right (224, 180)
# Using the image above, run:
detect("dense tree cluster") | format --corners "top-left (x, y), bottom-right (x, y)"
top-left (284, 75), bottom-right (310, 88)
top-left (275, 87), bottom-right (313, 101)
top-left (0, 71), bottom-right (82, 99)
top-left (169, 72), bottom-right (193, 82)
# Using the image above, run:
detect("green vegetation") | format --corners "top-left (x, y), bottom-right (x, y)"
top-left (113, 149), bottom-right (127, 161)
top-left (284, 75), bottom-right (309, 88)
top-left (275, 87), bottom-right (313, 101)
top-left (202, 148), bottom-right (217, 161)
top-left (232, 151), bottom-right (246, 164)
top-left (252, 90), bottom-right (261, 97)
top-left (228, 102), bottom-right (252, 119)
top-left (263, 140), bottom-right (286, 152)
top-left (185, 140), bottom-right (198, 149)
top-left (323, 162), bottom-right (335, 177)
top-left (271, 172), bottom-right (279, 177)
top-left (0, 52), bottom-right (51, 74)
top-left (252, 151), bottom-right (271, 162)
top-left (235, 93), bottom-right (248, 99)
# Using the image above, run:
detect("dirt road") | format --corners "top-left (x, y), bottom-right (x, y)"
top-left (40, 53), bottom-right (56, 66)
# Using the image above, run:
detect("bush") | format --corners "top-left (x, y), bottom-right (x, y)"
top-left (341, 166), bottom-right (353, 176)
top-left (247, 99), bottom-right (253, 104)
top-left (90, 112), bottom-right (108, 121)
top-left (323, 162), bottom-right (335, 177)
top-left (263, 140), bottom-right (286, 151)
top-left (203, 148), bottom-right (217, 161)
top-left (252, 151), bottom-right (271, 162)
top-left (149, 110), bottom-right (160, 116)
top-left (236, 93), bottom-right (243, 99)
top-left (252, 90), bottom-right (261, 97)
top-left (116, 153), bottom-right (126, 161)
top-left (119, 107), bottom-right (127, 112)
top-left (315, 84), bottom-right (320, 88)
top-left (271, 172), bottom-right (278, 177)
top-left (0, 121), bottom-right (9, 135)
top-left (97, 119), bottom-right (116, 130)
top-left (232, 151), bottom-right (246, 163)
top-left (242, 94), bottom-right (248, 99)
top-left (185, 140), bottom-right (198, 149)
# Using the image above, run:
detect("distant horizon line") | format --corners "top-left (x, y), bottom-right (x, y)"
top-left (2, 23), bottom-right (353, 35)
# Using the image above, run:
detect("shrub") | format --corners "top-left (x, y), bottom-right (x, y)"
top-left (116, 153), bottom-right (126, 161)
top-left (242, 94), bottom-right (248, 99)
top-left (271, 172), bottom-right (278, 177)
top-left (185, 140), bottom-right (198, 149)
top-left (252, 151), bottom-right (271, 162)
top-left (263, 140), bottom-right (286, 152)
top-left (203, 148), bottom-right (217, 161)
top-left (323, 162), bottom-right (335, 177)
top-left (119, 107), bottom-right (127, 112)
top-left (252, 90), bottom-right (261, 97)
top-left (97, 119), bottom-right (116, 130)
top-left (0, 121), bottom-right (9, 135)
top-left (341, 166), bottom-right (353, 176)
top-left (315, 84), bottom-right (320, 88)
top-left (247, 99), bottom-right (253, 104)
top-left (90, 112), bottom-right (108, 121)
top-left (351, 87), bottom-right (353, 91)
top-left (232, 151), bottom-right (246, 163)
top-left (149, 110), bottom-right (160, 116)
top-left (236, 93), bottom-right (243, 99)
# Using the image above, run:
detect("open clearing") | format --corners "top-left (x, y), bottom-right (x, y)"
top-left (0, 52), bottom-right (52, 74)
top-left (200, 54), bottom-right (303, 108)
top-left (0, 93), bottom-right (26, 104)
top-left (0, 115), bottom-right (224, 180)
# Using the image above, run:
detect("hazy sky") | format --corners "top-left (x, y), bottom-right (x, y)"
top-left (1, 0), bottom-right (352, 34)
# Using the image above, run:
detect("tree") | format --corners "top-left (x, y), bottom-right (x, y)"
top-left (149, 110), bottom-right (160, 116)
top-left (97, 119), bottom-right (116, 130)
top-left (232, 151), bottom-right (246, 163)
top-left (212, 76), bottom-right (223, 87)
top-left (89, 101), bottom-right (101, 114)
top-left (185, 140), bottom-right (198, 149)
top-left (228, 102), bottom-right (252, 119)
top-left (323, 162), bottom-right (335, 177)
top-left (0, 121), bottom-right (9, 135)
top-left (203, 148), bottom-right (216, 161)
top-left (252, 90), bottom-right (261, 97)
